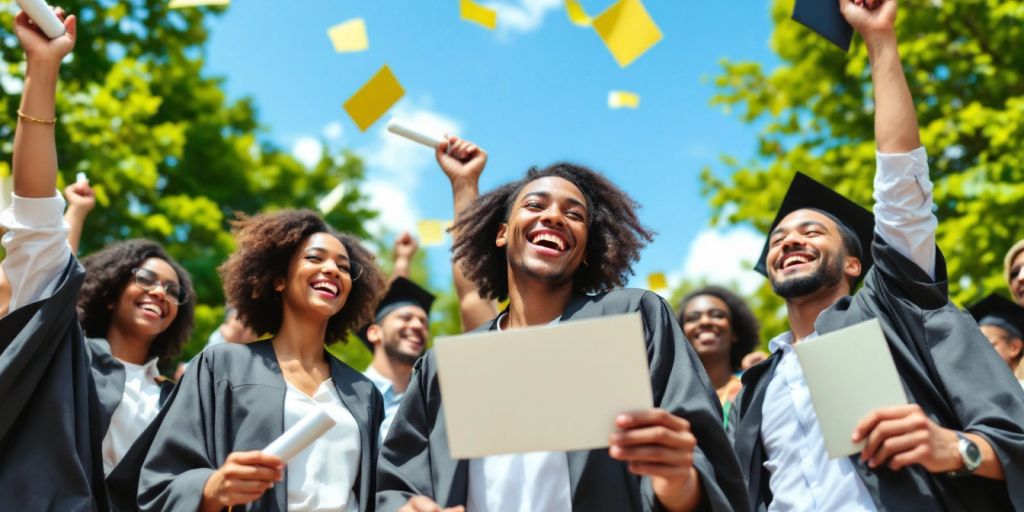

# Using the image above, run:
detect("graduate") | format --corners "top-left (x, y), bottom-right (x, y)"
top-left (359, 274), bottom-right (435, 443)
top-left (0, 9), bottom-right (195, 509)
top-left (1006, 239), bottom-right (1024, 306)
top-left (730, 1), bottom-right (1024, 509)
top-left (968, 294), bottom-right (1024, 388)
top-left (110, 210), bottom-right (388, 511)
top-left (676, 286), bottom-right (760, 425)
top-left (376, 146), bottom-right (748, 511)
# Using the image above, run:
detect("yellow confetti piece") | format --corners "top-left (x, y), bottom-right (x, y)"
top-left (418, 219), bottom-right (451, 247)
top-left (460, 0), bottom-right (498, 30)
top-left (565, 0), bottom-right (592, 26)
top-left (343, 65), bottom-right (405, 132)
top-left (168, 0), bottom-right (229, 8)
top-left (593, 0), bottom-right (663, 68)
top-left (327, 18), bottom-right (369, 53)
top-left (607, 90), bottom-right (640, 109)
top-left (647, 272), bottom-right (668, 291)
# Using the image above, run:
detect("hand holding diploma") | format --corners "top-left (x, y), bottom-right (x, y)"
top-left (200, 451), bottom-right (284, 512)
top-left (609, 409), bottom-right (701, 511)
top-left (435, 136), bottom-right (487, 189)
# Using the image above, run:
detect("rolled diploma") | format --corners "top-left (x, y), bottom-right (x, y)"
top-left (262, 408), bottom-right (336, 463)
top-left (76, 172), bottom-right (88, 184)
top-left (15, 0), bottom-right (67, 39)
top-left (386, 119), bottom-right (446, 149)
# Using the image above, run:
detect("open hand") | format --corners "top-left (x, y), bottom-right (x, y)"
top-left (13, 8), bottom-right (76, 65)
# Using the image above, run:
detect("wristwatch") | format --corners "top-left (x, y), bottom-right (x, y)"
top-left (948, 432), bottom-right (982, 477)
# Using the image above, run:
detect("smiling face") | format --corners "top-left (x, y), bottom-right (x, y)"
top-left (496, 176), bottom-right (589, 289)
top-left (682, 294), bottom-right (736, 363)
top-left (766, 209), bottom-right (861, 300)
top-left (370, 305), bottom-right (429, 366)
top-left (109, 257), bottom-right (180, 341)
top-left (1010, 250), bottom-right (1024, 306)
top-left (279, 233), bottom-right (354, 321)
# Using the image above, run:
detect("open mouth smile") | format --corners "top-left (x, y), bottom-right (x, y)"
top-left (310, 279), bottom-right (340, 299)
top-left (528, 229), bottom-right (571, 254)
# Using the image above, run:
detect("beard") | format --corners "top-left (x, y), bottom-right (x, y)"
top-left (382, 333), bottom-right (423, 366)
top-left (770, 256), bottom-right (845, 299)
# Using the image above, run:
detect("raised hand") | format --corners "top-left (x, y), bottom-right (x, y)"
top-left (63, 181), bottom-right (96, 213)
top-left (392, 231), bottom-right (417, 278)
top-left (435, 136), bottom-right (487, 187)
top-left (839, 0), bottom-right (897, 41)
top-left (13, 8), bottom-right (77, 64)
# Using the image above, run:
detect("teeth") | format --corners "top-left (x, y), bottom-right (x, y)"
top-left (531, 232), bottom-right (566, 251)
top-left (140, 303), bottom-right (161, 316)
top-left (312, 281), bottom-right (338, 295)
top-left (784, 254), bottom-right (811, 268)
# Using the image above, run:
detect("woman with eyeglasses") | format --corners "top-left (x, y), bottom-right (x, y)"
top-left (0, 9), bottom-right (194, 508)
top-left (109, 209), bottom-right (387, 512)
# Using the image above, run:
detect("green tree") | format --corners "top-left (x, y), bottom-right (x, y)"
top-left (702, 0), bottom-right (1024, 340)
top-left (1, 2), bottom-right (378, 367)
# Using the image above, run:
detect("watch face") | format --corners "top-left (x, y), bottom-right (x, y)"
top-left (966, 441), bottom-right (981, 463)
top-left (961, 437), bottom-right (982, 470)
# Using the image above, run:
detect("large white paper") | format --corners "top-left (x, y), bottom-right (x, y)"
top-left (434, 313), bottom-right (653, 459)
top-left (794, 318), bottom-right (908, 458)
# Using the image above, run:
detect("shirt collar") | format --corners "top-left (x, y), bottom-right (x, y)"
top-left (363, 365), bottom-right (395, 395)
top-left (119, 356), bottom-right (161, 380)
top-left (767, 331), bottom-right (794, 354)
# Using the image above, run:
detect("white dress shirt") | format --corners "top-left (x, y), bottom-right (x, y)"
top-left (0, 192), bottom-right (71, 314)
top-left (362, 365), bottom-right (404, 444)
top-left (761, 148), bottom-right (935, 511)
top-left (284, 379), bottom-right (361, 512)
top-left (101, 348), bottom-right (163, 475)
top-left (466, 313), bottom-right (572, 512)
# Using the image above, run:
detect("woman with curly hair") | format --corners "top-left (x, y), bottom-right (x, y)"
top-left (114, 209), bottom-right (387, 512)
top-left (377, 141), bottom-right (748, 512)
top-left (677, 286), bottom-right (760, 424)
top-left (0, 12), bottom-right (196, 509)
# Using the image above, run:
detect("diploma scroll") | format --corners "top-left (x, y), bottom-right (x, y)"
top-left (262, 408), bottom-right (336, 463)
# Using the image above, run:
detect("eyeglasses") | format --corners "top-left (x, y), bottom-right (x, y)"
top-left (339, 260), bottom-right (364, 282)
top-left (132, 267), bottom-right (189, 305)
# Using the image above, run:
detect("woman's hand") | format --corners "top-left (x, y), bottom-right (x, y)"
top-left (200, 451), bottom-right (284, 512)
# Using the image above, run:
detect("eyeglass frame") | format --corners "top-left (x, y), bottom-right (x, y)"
top-left (131, 267), bottom-right (189, 306)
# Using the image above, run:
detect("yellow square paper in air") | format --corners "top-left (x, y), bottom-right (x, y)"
top-left (565, 0), bottom-right (592, 27)
top-left (460, 0), bottom-right (498, 30)
top-left (608, 91), bottom-right (640, 109)
top-left (168, 0), bottom-right (229, 8)
top-left (592, 0), bottom-right (663, 68)
top-left (343, 65), bottom-right (405, 132)
top-left (327, 18), bottom-right (368, 53)
top-left (647, 272), bottom-right (668, 291)
top-left (418, 220), bottom-right (451, 247)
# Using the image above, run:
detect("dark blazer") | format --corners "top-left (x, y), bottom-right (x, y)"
top-left (733, 237), bottom-right (1024, 511)
top-left (108, 339), bottom-right (384, 512)
top-left (376, 288), bottom-right (749, 512)
top-left (0, 257), bottom-right (108, 511)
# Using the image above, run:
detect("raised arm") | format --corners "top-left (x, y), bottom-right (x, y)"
top-left (435, 137), bottom-right (498, 331)
top-left (63, 180), bottom-right (96, 254)
top-left (842, 0), bottom-right (937, 279)
top-left (392, 231), bottom-right (417, 279)
top-left (1, 9), bottom-right (76, 314)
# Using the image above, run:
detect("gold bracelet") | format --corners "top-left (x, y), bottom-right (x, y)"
top-left (16, 109), bottom-right (57, 125)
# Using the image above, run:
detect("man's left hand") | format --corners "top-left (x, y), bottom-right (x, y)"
top-left (609, 408), bottom-right (700, 511)
top-left (853, 404), bottom-right (960, 472)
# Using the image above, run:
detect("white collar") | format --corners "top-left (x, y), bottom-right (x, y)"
top-left (363, 365), bottom-right (395, 394)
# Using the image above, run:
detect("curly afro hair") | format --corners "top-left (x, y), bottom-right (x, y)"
top-left (677, 286), bottom-right (760, 372)
top-left (78, 240), bottom-right (195, 367)
top-left (219, 209), bottom-right (385, 345)
top-left (451, 162), bottom-right (655, 301)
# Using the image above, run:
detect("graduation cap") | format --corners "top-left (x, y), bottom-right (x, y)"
top-left (968, 293), bottom-right (1024, 341)
top-left (357, 277), bottom-right (436, 351)
top-left (754, 172), bottom-right (875, 280)
top-left (792, 0), bottom-right (854, 52)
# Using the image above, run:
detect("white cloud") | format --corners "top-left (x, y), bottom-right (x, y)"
top-left (323, 121), bottom-right (343, 142)
top-left (291, 137), bottom-right (323, 168)
top-left (356, 100), bottom-right (462, 237)
top-left (671, 226), bottom-right (765, 296)
top-left (487, 0), bottom-right (562, 35)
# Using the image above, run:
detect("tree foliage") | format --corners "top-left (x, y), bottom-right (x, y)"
top-left (0, 1), bottom-right (377, 362)
top-left (702, 0), bottom-right (1024, 343)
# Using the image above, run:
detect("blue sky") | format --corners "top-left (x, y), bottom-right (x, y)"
top-left (202, 0), bottom-right (780, 294)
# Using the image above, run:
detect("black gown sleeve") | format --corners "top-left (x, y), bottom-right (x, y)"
top-left (637, 291), bottom-right (749, 512)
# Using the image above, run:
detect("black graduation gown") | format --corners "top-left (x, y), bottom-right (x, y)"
top-left (732, 237), bottom-right (1024, 511)
top-left (376, 288), bottom-right (750, 512)
top-left (108, 339), bottom-right (384, 512)
top-left (0, 257), bottom-right (105, 511)
top-left (86, 337), bottom-right (175, 440)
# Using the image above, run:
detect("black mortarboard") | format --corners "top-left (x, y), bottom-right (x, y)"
top-left (754, 172), bottom-right (875, 280)
top-left (968, 293), bottom-right (1024, 341)
top-left (357, 277), bottom-right (436, 350)
top-left (792, 0), bottom-right (854, 52)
